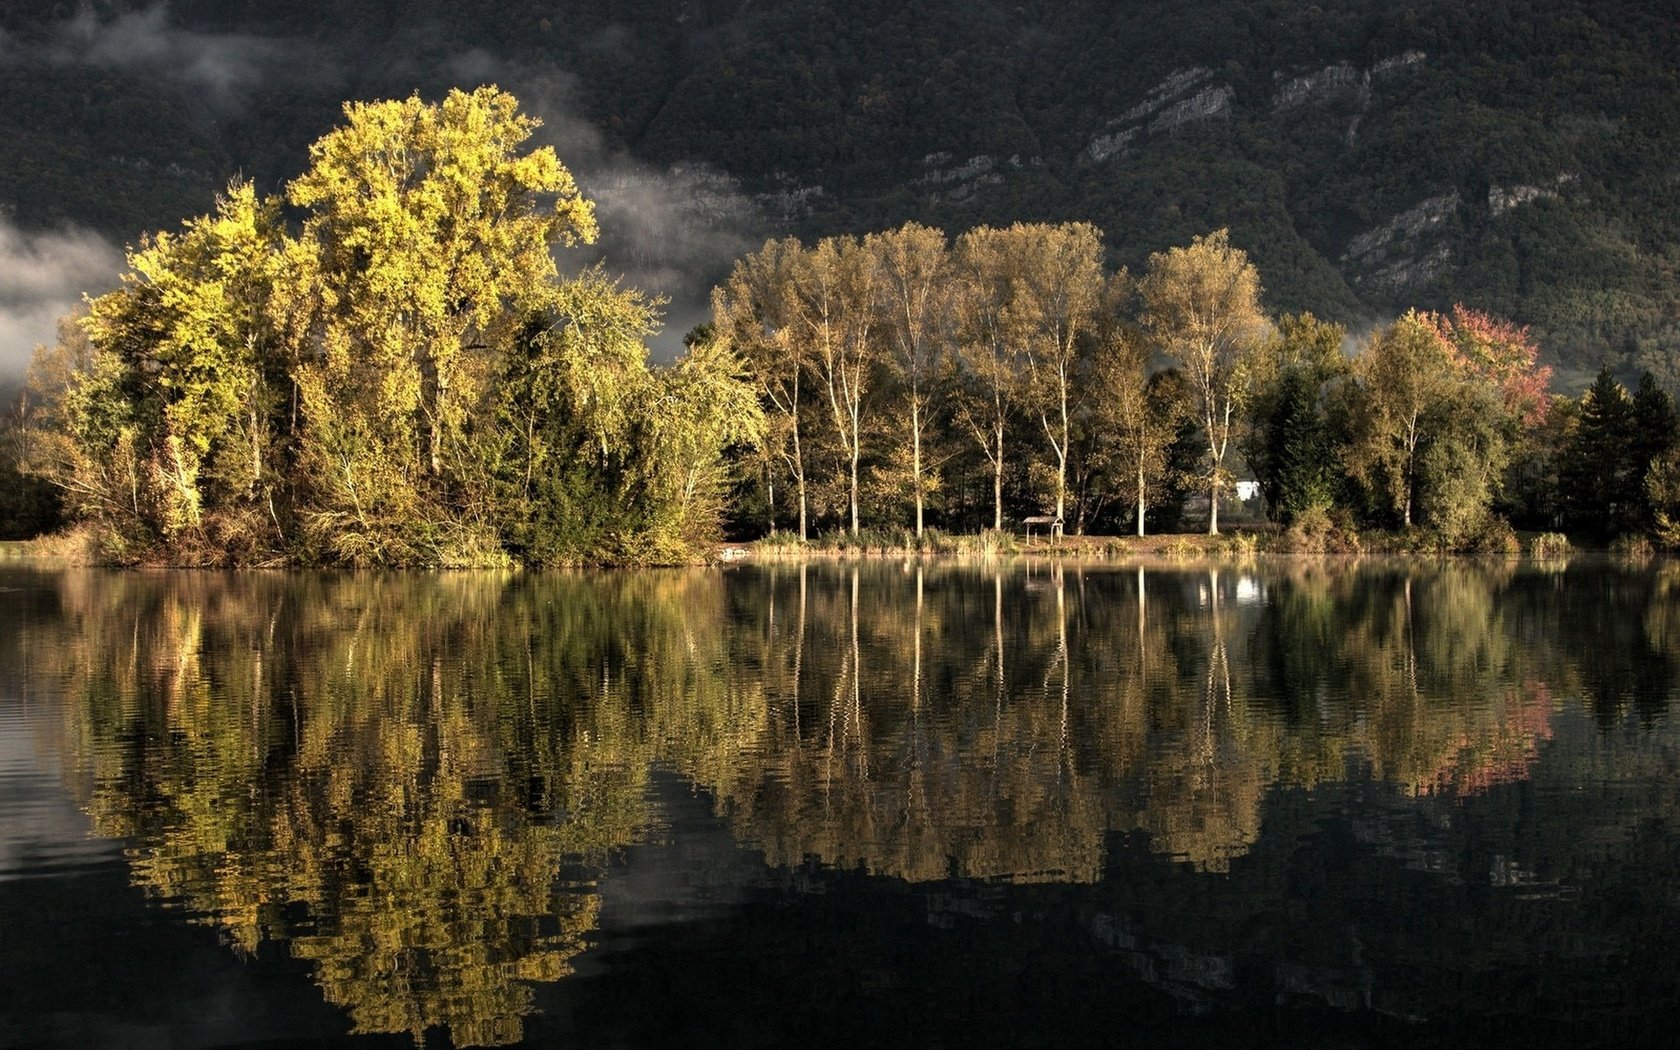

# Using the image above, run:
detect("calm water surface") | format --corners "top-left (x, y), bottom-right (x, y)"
top-left (2, 559), bottom-right (1678, 1048)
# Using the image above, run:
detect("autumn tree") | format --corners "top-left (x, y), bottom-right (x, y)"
top-left (950, 226), bottom-right (1031, 531)
top-left (631, 334), bottom-right (766, 557)
top-left (1431, 305), bottom-right (1551, 426)
top-left (1342, 308), bottom-right (1540, 541)
top-left (713, 237), bottom-right (814, 538)
top-left (1343, 311), bottom-right (1456, 528)
top-left (1139, 230), bottom-right (1265, 535)
top-left (53, 183), bottom-right (285, 559)
top-left (1008, 222), bottom-right (1107, 524)
top-left (286, 85), bottom-right (596, 481)
top-left (1091, 330), bottom-right (1188, 536)
top-left (480, 271), bottom-right (660, 564)
top-left (868, 222), bottom-right (950, 537)
top-left (797, 236), bottom-right (879, 535)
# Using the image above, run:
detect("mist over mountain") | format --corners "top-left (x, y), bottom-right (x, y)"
top-left (2, 0), bottom-right (1677, 383)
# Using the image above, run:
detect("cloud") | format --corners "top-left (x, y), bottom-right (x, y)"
top-left (28, 3), bottom-right (335, 114)
top-left (0, 219), bottom-right (122, 376)
top-left (479, 64), bottom-right (769, 359)
top-left (5, 14), bottom-right (773, 360)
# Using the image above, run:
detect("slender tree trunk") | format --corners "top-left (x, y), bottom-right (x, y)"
top-left (1209, 486), bottom-right (1220, 535)
top-left (993, 425), bottom-right (1005, 532)
top-left (249, 403), bottom-right (261, 498)
top-left (850, 441), bottom-right (860, 535)
top-left (429, 371), bottom-right (449, 475)
top-left (1403, 417), bottom-right (1418, 527)
top-left (912, 399), bottom-right (924, 537)
top-left (1056, 379), bottom-right (1070, 523)
top-left (793, 418), bottom-right (809, 541)
top-left (1137, 463), bottom-right (1147, 537)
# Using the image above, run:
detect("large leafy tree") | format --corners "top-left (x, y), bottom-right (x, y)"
top-left (62, 182), bottom-right (284, 558)
top-left (950, 226), bottom-right (1032, 531)
top-left (35, 88), bottom-right (755, 566)
top-left (1343, 311), bottom-right (1456, 529)
top-left (1009, 222), bottom-right (1107, 526)
top-left (868, 222), bottom-right (950, 538)
top-left (280, 87), bottom-right (598, 562)
top-left (1140, 229), bottom-right (1265, 535)
top-left (713, 237), bottom-right (810, 538)
top-left (287, 86), bottom-right (596, 478)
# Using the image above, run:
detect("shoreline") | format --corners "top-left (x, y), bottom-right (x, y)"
top-left (3, 529), bottom-right (1662, 570)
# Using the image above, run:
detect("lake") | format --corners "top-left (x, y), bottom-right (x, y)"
top-left (2, 558), bottom-right (1678, 1048)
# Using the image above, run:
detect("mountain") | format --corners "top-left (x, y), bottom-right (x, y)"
top-left (2, 0), bottom-right (1678, 385)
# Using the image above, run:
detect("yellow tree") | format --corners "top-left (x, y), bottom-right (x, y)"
top-left (1140, 230), bottom-right (1266, 534)
top-left (1008, 222), bottom-right (1107, 525)
top-left (635, 334), bottom-right (766, 556)
top-left (282, 86), bottom-right (596, 558)
top-left (793, 235), bottom-right (879, 535)
top-left (868, 222), bottom-right (950, 537)
top-left (951, 226), bottom-right (1031, 531)
top-left (1094, 334), bottom-right (1189, 536)
top-left (63, 182), bottom-right (283, 556)
top-left (1344, 310), bottom-right (1457, 528)
top-left (713, 237), bottom-right (814, 538)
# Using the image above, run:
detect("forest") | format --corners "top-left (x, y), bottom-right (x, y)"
top-left (4, 0), bottom-right (1679, 385)
top-left (3, 86), bottom-right (1679, 565)
top-left (712, 222), bottom-right (1680, 554)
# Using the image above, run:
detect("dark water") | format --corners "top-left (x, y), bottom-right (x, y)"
top-left (2, 559), bottom-right (1679, 1048)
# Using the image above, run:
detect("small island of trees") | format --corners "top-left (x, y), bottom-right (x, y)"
top-left (4, 87), bottom-right (1678, 565)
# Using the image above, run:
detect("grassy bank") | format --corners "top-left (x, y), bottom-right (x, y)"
top-left (734, 523), bottom-right (1662, 563)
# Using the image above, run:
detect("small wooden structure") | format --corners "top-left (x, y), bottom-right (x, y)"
top-left (1023, 515), bottom-right (1063, 546)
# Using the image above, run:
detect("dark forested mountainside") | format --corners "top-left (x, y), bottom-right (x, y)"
top-left (3, 0), bottom-right (1678, 384)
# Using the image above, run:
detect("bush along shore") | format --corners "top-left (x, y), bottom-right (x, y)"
top-left (6, 87), bottom-right (1680, 568)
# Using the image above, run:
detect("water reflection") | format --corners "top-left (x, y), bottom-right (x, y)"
top-left (3, 559), bottom-right (1679, 1045)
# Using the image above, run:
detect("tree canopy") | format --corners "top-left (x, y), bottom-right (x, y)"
top-left (24, 87), bottom-right (760, 567)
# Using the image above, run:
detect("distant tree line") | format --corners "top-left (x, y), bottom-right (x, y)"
top-left (6, 85), bottom-right (1680, 563)
top-left (715, 224), bottom-right (1680, 549)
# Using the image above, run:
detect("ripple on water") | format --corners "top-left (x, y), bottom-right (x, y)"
top-left (0, 705), bottom-right (119, 881)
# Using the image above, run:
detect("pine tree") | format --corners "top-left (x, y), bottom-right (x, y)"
top-left (1561, 368), bottom-right (1637, 536)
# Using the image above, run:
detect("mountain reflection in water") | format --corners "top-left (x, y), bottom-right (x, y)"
top-left (2, 559), bottom-right (1678, 1048)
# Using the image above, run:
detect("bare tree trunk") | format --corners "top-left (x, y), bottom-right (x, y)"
top-left (1137, 464), bottom-right (1147, 537)
top-left (993, 426), bottom-right (1005, 531)
top-left (850, 442), bottom-right (860, 535)
top-left (912, 400), bottom-right (924, 537)
top-left (793, 419), bottom-right (809, 541)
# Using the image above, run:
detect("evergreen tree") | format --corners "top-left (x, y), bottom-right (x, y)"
top-left (1242, 313), bottom-right (1346, 525)
top-left (1630, 371), bottom-right (1680, 530)
top-left (1561, 368), bottom-right (1638, 536)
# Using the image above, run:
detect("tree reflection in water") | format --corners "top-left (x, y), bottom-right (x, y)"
top-left (8, 557), bottom-right (1679, 1045)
